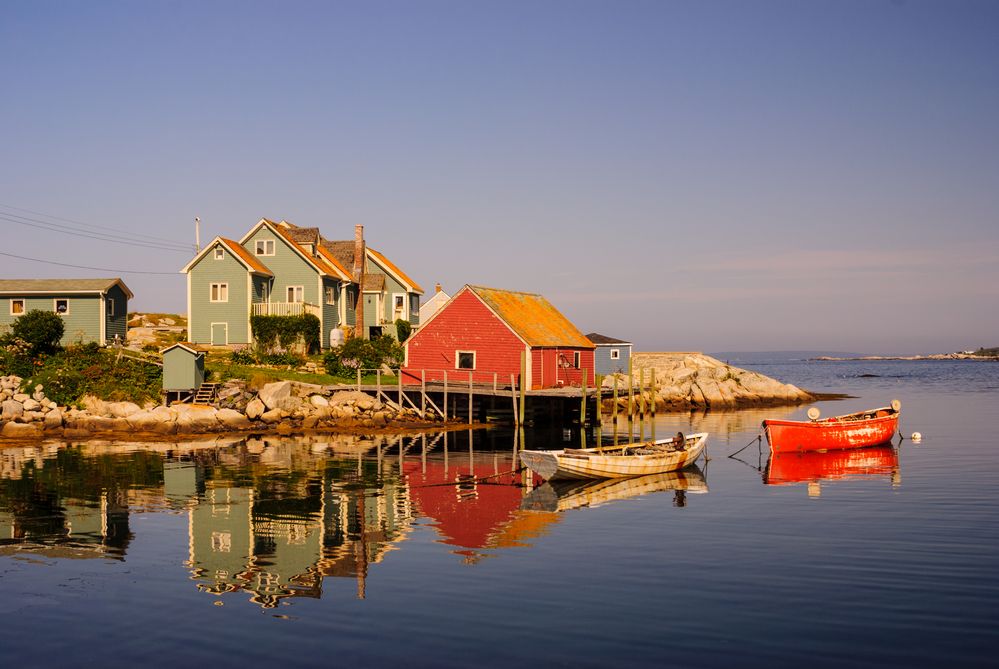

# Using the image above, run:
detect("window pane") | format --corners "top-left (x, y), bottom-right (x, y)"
top-left (55, 300), bottom-right (68, 314)
top-left (457, 352), bottom-right (475, 369)
top-left (11, 300), bottom-right (24, 314)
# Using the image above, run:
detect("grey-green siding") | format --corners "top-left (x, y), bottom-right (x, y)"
top-left (364, 257), bottom-right (422, 328)
top-left (244, 228), bottom-right (320, 306)
top-left (0, 294), bottom-right (120, 346)
top-left (188, 247), bottom-right (252, 345)
top-left (163, 347), bottom-right (205, 391)
top-left (321, 278), bottom-right (340, 349)
top-left (593, 343), bottom-right (632, 376)
top-left (105, 284), bottom-right (129, 343)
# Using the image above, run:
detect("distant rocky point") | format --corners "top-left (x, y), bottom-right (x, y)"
top-left (813, 352), bottom-right (997, 361)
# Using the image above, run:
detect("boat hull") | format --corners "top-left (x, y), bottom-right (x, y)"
top-left (520, 433), bottom-right (707, 480)
top-left (763, 412), bottom-right (898, 453)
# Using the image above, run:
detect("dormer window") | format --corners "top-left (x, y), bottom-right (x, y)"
top-left (214, 246), bottom-right (224, 260)
top-left (255, 239), bottom-right (275, 256)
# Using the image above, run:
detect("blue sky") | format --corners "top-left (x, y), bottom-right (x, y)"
top-left (2, 0), bottom-right (997, 354)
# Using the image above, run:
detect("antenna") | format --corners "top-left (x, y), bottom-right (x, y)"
top-left (194, 217), bottom-right (201, 252)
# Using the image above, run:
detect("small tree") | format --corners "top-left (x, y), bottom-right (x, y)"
top-left (395, 318), bottom-right (412, 343)
top-left (12, 309), bottom-right (64, 355)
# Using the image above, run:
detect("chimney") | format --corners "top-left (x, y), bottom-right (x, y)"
top-left (435, 282), bottom-right (442, 294)
top-left (352, 225), bottom-right (365, 339)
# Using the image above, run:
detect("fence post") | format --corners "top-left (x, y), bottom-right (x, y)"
top-left (398, 371), bottom-right (403, 408)
top-left (510, 373), bottom-right (519, 426)
top-left (421, 369), bottom-right (426, 415)
top-left (443, 370), bottom-right (448, 420)
top-left (519, 350), bottom-right (527, 427)
top-left (580, 369), bottom-right (588, 426)
top-left (357, 368), bottom-right (362, 392)
top-left (468, 371), bottom-right (473, 424)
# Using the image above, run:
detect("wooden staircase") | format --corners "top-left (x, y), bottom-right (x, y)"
top-left (193, 382), bottom-right (219, 405)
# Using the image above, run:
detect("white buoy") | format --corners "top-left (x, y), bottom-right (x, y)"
top-left (911, 432), bottom-right (922, 442)
top-left (807, 407), bottom-right (821, 421)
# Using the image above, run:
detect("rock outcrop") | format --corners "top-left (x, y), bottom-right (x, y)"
top-left (602, 353), bottom-right (813, 410)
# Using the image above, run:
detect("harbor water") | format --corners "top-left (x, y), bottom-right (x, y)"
top-left (1, 358), bottom-right (997, 667)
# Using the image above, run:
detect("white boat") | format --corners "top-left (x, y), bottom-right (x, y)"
top-left (521, 466), bottom-right (709, 513)
top-left (519, 433), bottom-right (708, 480)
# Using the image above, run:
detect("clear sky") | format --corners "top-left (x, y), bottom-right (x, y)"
top-left (2, 0), bottom-right (997, 354)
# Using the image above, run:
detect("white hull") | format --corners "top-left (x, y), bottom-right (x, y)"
top-left (520, 433), bottom-right (708, 480)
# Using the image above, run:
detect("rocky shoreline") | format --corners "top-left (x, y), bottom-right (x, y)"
top-left (813, 353), bottom-right (996, 361)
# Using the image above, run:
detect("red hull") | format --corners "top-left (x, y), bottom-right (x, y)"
top-left (765, 446), bottom-right (899, 486)
top-left (763, 408), bottom-right (899, 453)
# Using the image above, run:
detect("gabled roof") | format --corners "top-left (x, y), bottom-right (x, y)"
top-left (241, 219), bottom-right (350, 280)
top-left (466, 285), bottom-right (593, 349)
top-left (320, 240), bottom-right (355, 274)
top-left (362, 274), bottom-right (385, 292)
top-left (585, 333), bottom-right (631, 345)
top-left (368, 247), bottom-right (424, 294)
top-left (180, 237), bottom-right (273, 276)
top-left (160, 342), bottom-right (204, 356)
top-left (0, 278), bottom-right (134, 299)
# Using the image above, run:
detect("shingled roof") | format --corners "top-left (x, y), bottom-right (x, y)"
top-left (585, 333), bottom-right (631, 345)
top-left (0, 278), bottom-right (134, 299)
top-left (467, 285), bottom-right (593, 349)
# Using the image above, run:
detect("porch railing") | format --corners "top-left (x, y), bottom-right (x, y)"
top-left (251, 302), bottom-right (321, 318)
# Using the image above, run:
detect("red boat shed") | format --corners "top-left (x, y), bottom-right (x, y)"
top-left (402, 285), bottom-right (595, 389)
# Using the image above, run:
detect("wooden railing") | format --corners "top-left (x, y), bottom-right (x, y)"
top-left (251, 302), bottom-right (321, 318)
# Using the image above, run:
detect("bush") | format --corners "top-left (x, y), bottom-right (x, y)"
top-left (20, 342), bottom-right (162, 406)
top-left (250, 314), bottom-right (320, 354)
top-left (323, 335), bottom-right (405, 377)
top-left (395, 319), bottom-right (412, 343)
top-left (0, 337), bottom-right (36, 378)
top-left (12, 310), bottom-right (64, 355)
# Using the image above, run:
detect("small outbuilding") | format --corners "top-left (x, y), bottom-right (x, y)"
top-left (162, 343), bottom-right (205, 403)
top-left (0, 278), bottom-right (132, 346)
top-left (403, 285), bottom-right (595, 389)
top-left (585, 333), bottom-right (633, 376)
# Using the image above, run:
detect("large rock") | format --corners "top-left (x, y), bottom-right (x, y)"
top-left (258, 382), bottom-right (293, 411)
top-left (43, 409), bottom-right (64, 429)
top-left (107, 402), bottom-right (142, 418)
top-left (80, 396), bottom-right (110, 417)
top-left (260, 408), bottom-right (285, 424)
top-left (309, 395), bottom-right (329, 409)
top-left (1, 400), bottom-right (23, 421)
top-left (174, 405), bottom-right (220, 432)
top-left (1, 422), bottom-right (41, 438)
top-left (21, 398), bottom-right (41, 412)
top-left (217, 409), bottom-right (252, 429)
top-left (245, 398), bottom-right (266, 420)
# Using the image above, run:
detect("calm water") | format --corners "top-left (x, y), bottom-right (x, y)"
top-left (1, 359), bottom-right (997, 667)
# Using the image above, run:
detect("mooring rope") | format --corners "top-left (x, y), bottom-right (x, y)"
top-left (728, 434), bottom-right (762, 459)
top-left (405, 467), bottom-right (528, 490)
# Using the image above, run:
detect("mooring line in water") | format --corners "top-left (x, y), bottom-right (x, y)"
top-left (728, 434), bottom-right (762, 459)
top-left (405, 467), bottom-right (528, 490)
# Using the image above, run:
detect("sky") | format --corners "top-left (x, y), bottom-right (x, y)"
top-left (2, 0), bottom-right (997, 355)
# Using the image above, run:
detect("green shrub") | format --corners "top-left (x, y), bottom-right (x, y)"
top-left (395, 319), bottom-right (412, 343)
top-left (0, 337), bottom-right (36, 378)
top-left (250, 314), bottom-right (320, 354)
top-left (323, 335), bottom-right (404, 377)
top-left (19, 342), bottom-right (162, 406)
top-left (12, 310), bottom-right (64, 355)
top-left (230, 347), bottom-right (256, 365)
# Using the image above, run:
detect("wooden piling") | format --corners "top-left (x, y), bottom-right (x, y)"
top-left (468, 371), bottom-right (473, 424)
top-left (443, 371), bottom-right (448, 420)
top-left (580, 369), bottom-right (588, 426)
top-left (519, 350), bottom-right (527, 426)
top-left (510, 373), bottom-right (519, 426)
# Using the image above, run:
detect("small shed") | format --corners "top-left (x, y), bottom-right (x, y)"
top-left (162, 343), bottom-right (205, 402)
top-left (586, 333), bottom-right (633, 376)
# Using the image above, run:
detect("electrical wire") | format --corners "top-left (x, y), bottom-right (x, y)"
top-left (0, 212), bottom-right (193, 253)
top-left (0, 250), bottom-right (180, 275)
top-left (0, 202), bottom-right (192, 247)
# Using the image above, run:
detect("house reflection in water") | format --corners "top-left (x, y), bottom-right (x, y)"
top-left (186, 453), bottom-right (414, 608)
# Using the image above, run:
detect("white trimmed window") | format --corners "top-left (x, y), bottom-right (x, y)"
top-left (573, 351), bottom-right (581, 369)
top-left (325, 287), bottom-right (336, 305)
top-left (287, 285), bottom-right (304, 303)
top-left (210, 283), bottom-right (229, 302)
top-left (456, 351), bottom-right (476, 370)
top-left (255, 239), bottom-right (275, 256)
top-left (108, 299), bottom-right (115, 317)
top-left (54, 299), bottom-right (69, 315)
top-left (10, 299), bottom-right (24, 316)
top-left (610, 348), bottom-right (620, 360)
top-left (214, 247), bottom-right (224, 260)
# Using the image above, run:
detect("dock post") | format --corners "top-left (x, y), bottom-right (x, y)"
top-left (580, 369), bottom-right (588, 426)
top-left (627, 359), bottom-right (634, 431)
top-left (639, 368), bottom-right (646, 419)
top-left (357, 368), bottom-right (362, 392)
top-left (421, 370), bottom-right (426, 415)
top-left (376, 368), bottom-right (381, 401)
top-left (398, 372), bottom-right (403, 409)
top-left (613, 376), bottom-right (618, 424)
top-left (510, 374), bottom-right (519, 426)
top-left (493, 372), bottom-right (497, 393)
top-left (650, 368), bottom-right (656, 441)
top-left (443, 371), bottom-right (448, 420)
top-left (519, 351), bottom-right (527, 427)
top-left (468, 371), bottom-right (473, 424)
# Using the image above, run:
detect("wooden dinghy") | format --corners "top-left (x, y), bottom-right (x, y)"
top-left (519, 433), bottom-right (708, 481)
top-left (521, 465), bottom-right (708, 513)
top-left (762, 400), bottom-right (901, 453)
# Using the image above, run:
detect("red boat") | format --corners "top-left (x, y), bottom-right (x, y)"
top-left (764, 446), bottom-right (900, 486)
top-left (762, 400), bottom-right (900, 453)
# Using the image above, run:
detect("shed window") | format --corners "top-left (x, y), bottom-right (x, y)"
top-left (10, 299), bottom-right (24, 316)
top-left (456, 351), bottom-right (476, 370)
top-left (210, 283), bottom-right (229, 302)
top-left (214, 247), bottom-right (224, 260)
top-left (287, 286), bottom-right (304, 303)
top-left (54, 299), bottom-right (69, 315)
top-left (108, 299), bottom-right (115, 318)
top-left (573, 351), bottom-right (581, 369)
top-left (255, 239), bottom-right (275, 256)
top-left (610, 348), bottom-right (620, 360)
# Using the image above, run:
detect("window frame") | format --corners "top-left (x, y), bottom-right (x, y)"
top-left (609, 348), bottom-right (620, 360)
top-left (210, 282), bottom-right (229, 303)
top-left (287, 285), bottom-right (304, 303)
top-left (214, 247), bottom-right (224, 260)
top-left (107, 298), bottom-right (115, 318)
top-left (325, 286), bottom-right (336, 305)
top-left (9, 299), bottom-right (25, 316)
top-left (54, 298), bottom-right (70, 315)
top-left (254, 239), bottom-right (275, 256)
top-left (456, 350), bottom-right (476, 370)
top-left (573, 351), bottom-right (581, 369)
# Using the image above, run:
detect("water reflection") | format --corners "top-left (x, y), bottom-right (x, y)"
top-left (764, 446), bottom-right (901, 497)
top-left (0, 430), bottom-right (709, 607)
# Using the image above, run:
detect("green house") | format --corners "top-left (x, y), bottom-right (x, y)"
top-left (0, 278), bottom-right (132, 346)
top-left (181, 219), bottom-right (423, 348)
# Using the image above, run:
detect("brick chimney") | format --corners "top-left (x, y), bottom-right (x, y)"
top-left (435, 282), bottom-right (442, 294)
top-left (352, 225), bottom-right (365, 339)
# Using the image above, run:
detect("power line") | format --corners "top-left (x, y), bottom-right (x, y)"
top-left (0, 250), bottom-right (180, 275)
top-left (0, 212), bottom-right (193, 253)
top-left (0, 202), bottom-right (192, 247)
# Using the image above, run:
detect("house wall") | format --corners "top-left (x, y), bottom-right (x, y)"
top-left (533, 348), bottom-right (596, 388)
top-left (188, 249), bottom-right (251, 345)
top-left (365, 257), bottom-right (421, 326)
top-left (162, 348), bottom-right (204, 391)
top-left (0, 295), bottom-right (102, 345)
top-left (593, 343), bottom-right (631, 376)
top-left (244, 227), bottom-right (320, 306)
top-left (402, 290), bottom-right (527, 385)
top-left (104, 284), bottom-right (129, 344)
top-left (321, 277), bottom-right (340, 349)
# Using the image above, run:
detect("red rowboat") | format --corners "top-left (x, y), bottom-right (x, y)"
top-left (764, 446), bottom-right (899, 486)
top-left (762, 400), bottom-right (900, 453)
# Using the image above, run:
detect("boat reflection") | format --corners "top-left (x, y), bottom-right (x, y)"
top-left (764, 446), bottom-right (901, 497)
top-left (522, 465), bottom-right (708, 513)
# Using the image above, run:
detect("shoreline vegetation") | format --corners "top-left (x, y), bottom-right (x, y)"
top-left (1, 313), bottom-right (822, 444)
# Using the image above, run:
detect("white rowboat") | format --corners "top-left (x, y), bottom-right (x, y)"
top-left (519, 433), bottom-right (708, 480)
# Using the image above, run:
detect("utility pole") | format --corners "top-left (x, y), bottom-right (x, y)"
top-left (195, 216), bottom-right (201, 252)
